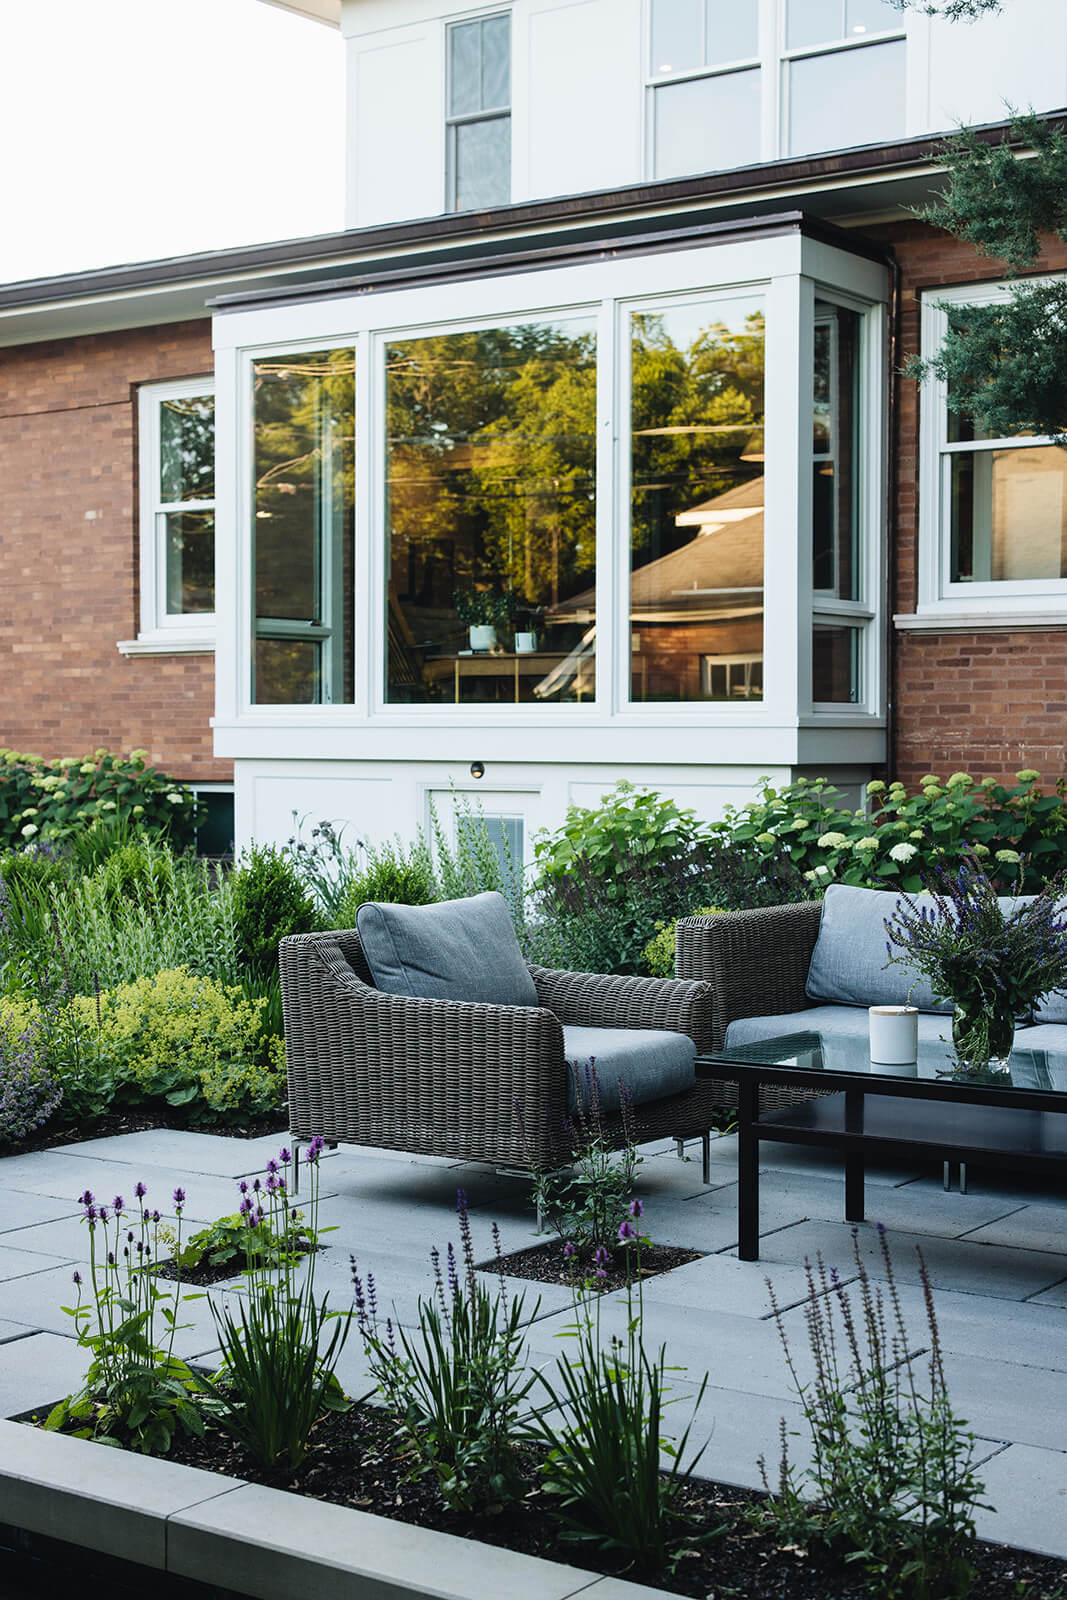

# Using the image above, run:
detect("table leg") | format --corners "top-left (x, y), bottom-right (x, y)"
top-left (844, 1087), bottom-right (865, 1222)
top-left (737, 1076), bottom-right (760, 1261)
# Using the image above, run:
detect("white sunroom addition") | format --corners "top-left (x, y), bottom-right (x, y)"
top-left (210, 213), bottom-right (888, 855)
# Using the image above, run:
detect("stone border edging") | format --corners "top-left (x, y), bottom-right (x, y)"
top-left (0, 1419), bottom-right (669, 1600)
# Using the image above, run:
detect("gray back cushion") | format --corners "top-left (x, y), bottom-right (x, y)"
top-left (806, 884), bottom-right (950, 1013)
top-left (356, 891), bottom-right (540, 1008)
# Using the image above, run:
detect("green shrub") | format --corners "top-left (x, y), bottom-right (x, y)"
top-left (717, 771), bottom-right (1067, 895)
top-left (0, 747), bottom-right (201, 852)
top-left (1, 968), bottom-right (284, 1128)
top-left (231, 843), bottom-right (316, 980)
top-left (533, 781), bottom-right (709, 895)
top-left (431, 793), bottom-right (524, 925)
top-left (334, 836), bottom-right (438, 925)
top-left (642, 908), bottom-right (722, 979)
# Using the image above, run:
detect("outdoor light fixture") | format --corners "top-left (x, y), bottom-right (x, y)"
top-left (470, 761), bottom-right (485, 779)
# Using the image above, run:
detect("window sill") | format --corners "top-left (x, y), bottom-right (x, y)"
top-left (894, 610), bottom-right (1067, 634)
top-left (117, 632), bottom-right (215, 657)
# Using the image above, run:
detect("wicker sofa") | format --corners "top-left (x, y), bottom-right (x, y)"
top-left (279, 924), bottom-right (726, 1181)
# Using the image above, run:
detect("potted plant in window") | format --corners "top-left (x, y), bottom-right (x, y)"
top-left (453, 586), bottom-right (517, 652)
top-left (513, 598), bottom-right (543, 654)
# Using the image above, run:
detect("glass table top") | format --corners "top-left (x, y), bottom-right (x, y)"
top-left (705, 1029), bottom-right (1067, 1096)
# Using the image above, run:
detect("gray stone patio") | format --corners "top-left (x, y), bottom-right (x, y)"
top-left (2, 1127), bottom-right (1066, 1566)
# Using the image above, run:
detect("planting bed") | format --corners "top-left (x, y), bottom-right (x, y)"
top-left (488, 1238), bottom-right (702, 1292)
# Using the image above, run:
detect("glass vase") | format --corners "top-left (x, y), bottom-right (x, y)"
top-left (951, 994), bottom-right (1015, 1072)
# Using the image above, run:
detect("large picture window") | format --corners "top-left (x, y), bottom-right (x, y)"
top-left (251, 349), bottom-right (355, 704)
top-left (134, 378), bottom-right (215, 648)
top-left (629, 297), bottom-right (765, 702)
top-left (384, 319), bottom-right (597, 706)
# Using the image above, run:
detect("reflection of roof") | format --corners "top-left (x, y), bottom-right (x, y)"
top-left (551, 475), bottom-right (764, 623)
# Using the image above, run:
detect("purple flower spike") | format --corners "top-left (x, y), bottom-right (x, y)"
top-left (72, 1270), bottom-right (82, 1286)
top-left (618, 1220), bottom-right (634, 1243)
top-left (239, 1179), bottom-right (248, 1195)
top-left (152, 1210), bottom-right (160, 1224)
top-left (593, 1245), bottom-right (610, 1269)
top-left (78, 1189), bottom-right (94, 1207)
top-left (134, 1181), bottom-right (147, 1200)
top-left (594, 1268), bottom-right (608, 1285)
top-left (112, 1196), bottom-right (124, 1213)
top-left (562, 1241), bottom-right (576, 1260)
top-left (629, 1198), bottom-right (643, 1219)
top-left (98, 1207), bottom-right (108, 1225)
top-left (253, 1178), bottom-right (261, 1193)
top-left (267, 1159), bottom-right (279, 1175)
top-left (307, 1135), bottom-right (325, 1163)
top-left (173, 1187), bottom-right (185, 1209)
top-left (279, 1147), bottom-right (292, 1165)
top-left (84, 1205), bottom-right (97, 1226)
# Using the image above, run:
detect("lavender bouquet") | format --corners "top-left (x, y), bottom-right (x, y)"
top-left (884, 852), bottom-right (1067, 1068)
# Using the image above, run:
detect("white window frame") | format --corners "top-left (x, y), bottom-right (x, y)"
top-left (644, 0), bottom-right (907, 178)
top-left (445, 8), bottom-right (512, 213)
top-left (121, 375), bottom-right (215, 657)
top-left (907, 276), bottom-right (1067, 633)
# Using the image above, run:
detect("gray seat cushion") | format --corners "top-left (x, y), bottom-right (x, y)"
top-left (562, 1025), bottom-right (695, 1115)
top-left (355, 891), bottom-right (539, 1008)
top-left (1007, 1024), bottom-right (1067, 1088)
top-left (725, 1005), bottom-right (956, 1056)
top-left (806, 885), bottom-right (950, 1013)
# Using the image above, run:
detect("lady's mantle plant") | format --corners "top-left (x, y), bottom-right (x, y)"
top-left (885, 852), bottom-right (1067, 1068)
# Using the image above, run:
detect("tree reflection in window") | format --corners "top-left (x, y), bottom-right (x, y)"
top-left (629, 302), bottom-right (765, 702)
top-left (385, 320), bottom-right (597, 705)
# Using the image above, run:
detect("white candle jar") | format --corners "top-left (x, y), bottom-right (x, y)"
top-left (868, 1005), bottom-right (919, 1065)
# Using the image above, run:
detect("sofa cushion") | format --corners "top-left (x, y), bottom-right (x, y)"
top-left (806, 885), bottom-right (950, 1013)
top-left (1006, 1023), bottom-right (1067, 1088)
top-left (725, 1004), bottom-right (955, 1056)
top-left (355, 891), bottom-right (540, 1008)
top-left (563, 1025), bottom-right (695, 1115)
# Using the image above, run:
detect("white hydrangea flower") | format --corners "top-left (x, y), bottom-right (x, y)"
top-left (865, 780), bottom-right (886, 795)
top-left (167, 792), bottom-right (184, 805)
top-left (909, 829), bottom-right (924, 840)
top-left (790, 818), bottom-right (808, 832)
top-left (889, 842), bottom-right (919, 863)
top-left (946, 772), bottom-right (973, 787)
top-left (79, 762), bottom-right (95, 775)
top-left (972, 843), bottom-right (990, 857)
top-left (995, 849), bottom-right (1022, 864)
top-left (816, 831), bottom-right (848, 849)
top-left (1016, 769), bottom-right (1040, 784)
top-left (20, 823), bottom-right (38, 838)
top-left (755, 831), bottom-right (776, 845)
top-left (853, 837), bottom-right (880, 851)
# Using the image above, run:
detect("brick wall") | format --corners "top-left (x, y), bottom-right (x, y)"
top-left (0, 321), bottom-right (230, 784)
top-left (870, 220), bottom-right (1067, 788)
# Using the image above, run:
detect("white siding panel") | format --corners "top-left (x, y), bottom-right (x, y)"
top-left (348, 30), bottom-right (442, 226)
top-left (524, 0), bottom-right (642, 201)
top-left (926, 0), bottom-right (1067, 132)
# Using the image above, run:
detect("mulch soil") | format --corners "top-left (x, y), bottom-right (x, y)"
top-left (486, 1237), bottom-right (703, 1293)
top-left (151, 1405), bottom-right (1067, 1599)
top-left (1, 1108), bottom-right (288, 1158)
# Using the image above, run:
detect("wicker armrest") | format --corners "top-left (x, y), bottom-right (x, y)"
top-left (528, 964), bottom-right (715, 1053)
top-left (675, 902), bottom-right (823, 1050)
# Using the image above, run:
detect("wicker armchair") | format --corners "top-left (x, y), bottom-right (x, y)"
top-left (675, 901), bottom-right (829, 1115)
top-left (279, 926), bottom-right (724, 1179)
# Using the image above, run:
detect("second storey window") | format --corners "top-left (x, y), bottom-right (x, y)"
top-left (447, 12), bottom-right (511, 212)
top-left (783, 0), bottom-right (905, 157)
top-left (650, 0), bottom-right (761, 180)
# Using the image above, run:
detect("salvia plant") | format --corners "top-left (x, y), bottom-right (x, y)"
top-left (352, 1189), bottom-right (538, 1512)
top-left (193, 1138), bottom-right (351, 1471)
top-left (759, 1227), bottom-right (987, 1600)
top-left (0, 1015), bottom-right (61, 1145)
top-left (47, 1183), bottom-right (203, 1454)
top-left (532, 1201), bottom-right (713, 1573)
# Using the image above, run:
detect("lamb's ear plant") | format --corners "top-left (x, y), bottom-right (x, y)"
top-left (352, 1190), bottom-right (538, 1512)
top-left (193, 1138), bottom-right (351, 1472)
top-left (531, 1203), bottom-right (715, 1575)
top-left (46, 1182), bottom-right (203, 1455)
top-left (758, 1226), bottom-right (987, 1600)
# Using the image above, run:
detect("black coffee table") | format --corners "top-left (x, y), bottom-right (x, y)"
top-left (696, 1030), bottom-right (1067, 1261)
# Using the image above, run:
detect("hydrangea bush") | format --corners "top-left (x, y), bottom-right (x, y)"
top-left (0, 747), bottom-right (201, 852)
top-left (715, 771), bottom-right (1067, 895)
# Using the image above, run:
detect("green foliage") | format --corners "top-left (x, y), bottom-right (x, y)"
top-left (0, 1015), bottom-right (62, 1145)
top-left (522, 1068), bottom-right (644, 1258)
top-left (889, 0), bottom-right (1000, 15)
top-left (0, 747), bottom-right (201, 852)
top-left (451, 584), bottom-right (521, 630)
top-left (1, 968), bottom-right (284, 1129)
top-left (533, 781), bottom-right (708, 890)
top-left (231, 842), bottom-right (316, 980)
top-left (431, 793), bottom-right (524, 926)
top-left (716, 771), bottom-right (1067, 896)
top-left (353, 1194), bottom-right (538, 1513)
top-left (910, 115), bottom-right (1067, 439)
top-left (643, 907), bottom-right (722, 979)
top-left (533, 1254), bottom-right (711, 1573)
top-left (195, 1141), bottom-right (351, 1471)
top-left (334, 836), bottom-right (438, 924)
top-left (760, 1228), bottom-right (986, 1600)
top-left (49, 1187), bottom-right (204, 1455)
top-left (168, 1206), bottom-right (317, 1276)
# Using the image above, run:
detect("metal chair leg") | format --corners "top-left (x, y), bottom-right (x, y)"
top-left (702, 1129), bottom-right (711, 1186)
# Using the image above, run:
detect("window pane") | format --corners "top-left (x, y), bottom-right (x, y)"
top-left (654, 69), bottom-right (760, 179)
top-left (706, 0), bottom-right (758, 63)
top-left (651, 0), bottom-right (703, 74)
top-left (159, 393), bottom-right (214, 502)
top-left (812, 303), bottom-right (861, 600)
top-left (630, 299), bottom-right (765, 703)
top-left (449, 19), bottom-right (481, 115)
top-left (846, 0), bottom-right (902, 36)
top-left (787, 0), bottom-right (843, 49)
top-left (454, 116), bottom-right (511, 210)
top-left (949, 445), bottom-right (1067, 582)
top-left (812, 623), bottom-right (860, 702)
top-left (481, 13), bottom-right (510, 109)
top-left (164, 510), bottom-right (214, 614)
top-left (787, 39), bottom-right (905, 156)
top-left (385, 320), bottom-right (597, 706)
top-left (252, 349), bottom-right (355, 705)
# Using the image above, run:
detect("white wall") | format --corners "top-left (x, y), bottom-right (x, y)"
top-left (342, 0), bottom-right (1067, 230)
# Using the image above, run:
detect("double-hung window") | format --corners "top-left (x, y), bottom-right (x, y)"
top-left (916, 279), bottom-right (1067, 624)
top-left (132, 377), bottom-right (215, 651)
top-left (782, 0), bottom-right (905, 158)
top-left (649, 0), bottom-right (761, 180)
top-left (446, 12), bottom-right (511, 212)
